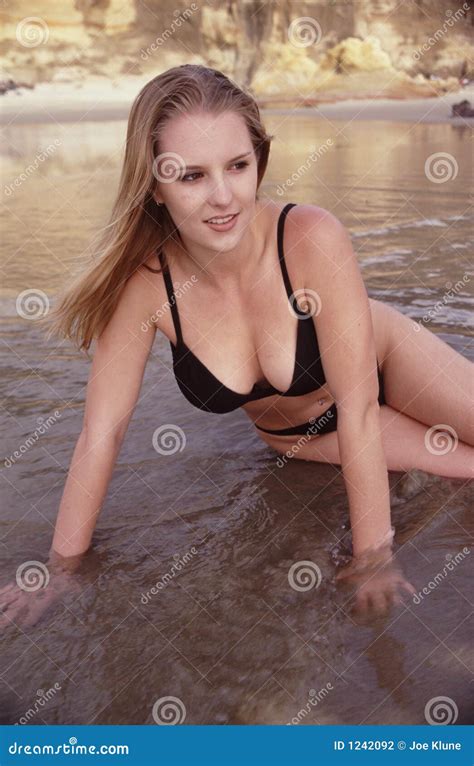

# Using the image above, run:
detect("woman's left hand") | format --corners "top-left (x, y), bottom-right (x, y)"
top-left (335, 554), bottom-right (416, 617)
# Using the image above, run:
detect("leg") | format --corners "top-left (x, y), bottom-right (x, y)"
top-left (263, 405), bottom-right (474, 478)
top-left (372, 300), bottom-right (474, 447)
top-left (258, 299), bottom-right (473, 477)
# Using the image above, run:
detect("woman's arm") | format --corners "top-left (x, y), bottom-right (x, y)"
top-left (49, 428), bottom-right (126, 559)
top-left (0, 269), bottom-right (158, 627)
top-left (295, 206), bottom-right (392, 556)
top-left (51, 268), bottom-right (158, 558)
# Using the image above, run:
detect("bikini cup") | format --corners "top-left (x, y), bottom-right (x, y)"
top-left (147, 203), bottom-right (327, 413)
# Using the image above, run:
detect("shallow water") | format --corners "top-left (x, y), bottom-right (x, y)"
top-left (1, 115), bottom-right (473, 725)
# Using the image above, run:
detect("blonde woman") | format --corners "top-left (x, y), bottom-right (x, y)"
top-left (1, 64), bottom-right (472, 627)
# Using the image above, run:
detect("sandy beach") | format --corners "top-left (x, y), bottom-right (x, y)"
top-left (263, 86), bottom-right (474, 124)
top-left (2, 78), bottom-right (473, 125)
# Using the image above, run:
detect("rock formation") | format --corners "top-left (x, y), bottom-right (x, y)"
top-left (1, 1), bottom-right (472, 100)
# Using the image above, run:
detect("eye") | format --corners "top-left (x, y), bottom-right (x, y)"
top-left (181, 171), bottom-right (202, 183)
top-left (180, 161), bottom-right (249, 183)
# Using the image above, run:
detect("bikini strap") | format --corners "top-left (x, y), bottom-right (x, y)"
top-left (159, 250), bottom-right (184, 346)
top-left (277, 202), bottom-right (298, 301)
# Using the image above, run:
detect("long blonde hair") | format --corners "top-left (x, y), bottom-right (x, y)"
top-left (44, 64), bottom-right (273, 352)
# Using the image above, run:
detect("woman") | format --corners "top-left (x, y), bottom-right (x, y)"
top-left (1, 64), bottom-right (472, 627)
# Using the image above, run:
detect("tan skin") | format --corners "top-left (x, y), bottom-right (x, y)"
top-left (143, 196), bottom-right (473, 615)
top-left (147, 197), bottom-right (473, 474)
top-left (2, 110), bottom-right (473, 627)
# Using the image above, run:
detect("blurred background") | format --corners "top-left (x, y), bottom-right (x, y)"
top-left (1, 0), bottom-right (473, 106)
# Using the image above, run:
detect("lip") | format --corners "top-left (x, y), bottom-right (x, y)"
top-left (204, 212), bottom-right (240, 232)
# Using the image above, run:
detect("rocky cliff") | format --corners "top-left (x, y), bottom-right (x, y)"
top-left (1, 1), bottom-right (472, 100)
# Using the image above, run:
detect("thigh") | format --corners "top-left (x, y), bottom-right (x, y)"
top-left (371, 300), bottom-right (474, 447)
top-left (276, 405), bottom-right (473, 479)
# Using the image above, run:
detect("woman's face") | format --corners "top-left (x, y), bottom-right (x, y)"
top-left (153, 110), bottom-right (259, 254)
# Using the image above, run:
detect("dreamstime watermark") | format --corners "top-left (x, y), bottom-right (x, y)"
top-left (276, 139), bottom-right (334, 196)
top-left (16, 16), bottom-right (49, 47)
top-left (275, 409), bottom-right (336, 467)
top-left (288, 288), bottom-right (322, 319)
top-left (140, 547), bottom-right (199, 604)
top-left (140, 4), bottom-right (199, 60)
top-left (413, 275), bottom-right (470, 331)
top-left (288, 16), bottom-right (322, 48)
top-left (288, 560), bottom-right (322, 592)
top-left (286, 682), bottom-right (334, 724)
top-left (141, 274), bottom-right (198, 333)
top-left (16, 561), bottom-right (50, 592)
top-left (424, 152), bottom-right (458, 184)
top-left (16, 288), bottom-right (50, 320)
top-left (8, 739), bottom-right (129, 756)
top-left (412, 3), bottom-right (469, 61)
top-left (424, 424), bottom-right (458, 455)
top-left (152, 424), bottom-right (186, 455)
top-left (4, 411), bottom-right (61, 468)
top-left (425, 696), bottom-right (459, 725)
top-left (152, 151), bottom-right (186, 183)
top-left (412, 548), bottom-right (470, 605)
top-left (15, 684), bottom-right (62, 725)
top-left (4, 140), bottom-right (61, 196)
top-left (152, 695), bottom-right (186, 724)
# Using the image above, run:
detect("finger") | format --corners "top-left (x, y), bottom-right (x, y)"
top-left (22, 601), bottom-right (50, 629)
top-left (23, 591), bottom-right (65, 629)
top-left (398, 583), bottom-right (417, 606)
top-left (0, 604), bottom-right (26, 629)
top-left (402, 580), bottom-right (417, 597)
top-left (0, 587), bottom-right (20, 608)
top-left (392, 589), bottom-right (404, 606)
top-left (0, 583), bottom-right (17, 597)
top-left (0, 595), bottom-right (22, 614)
top-left (0, 611), bottom-right (16, 629)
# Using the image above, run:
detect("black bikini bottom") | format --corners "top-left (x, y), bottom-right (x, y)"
top-left (254, 366), bottom-right (386, 438)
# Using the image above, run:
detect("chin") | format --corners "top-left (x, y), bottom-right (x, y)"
top-left (210, 237), bottom-right (242, 253)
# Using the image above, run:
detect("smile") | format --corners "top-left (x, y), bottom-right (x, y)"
top-left (205, 213), bottom-right (238, 224)
top-left (204, 212), bottom-right (240, 231)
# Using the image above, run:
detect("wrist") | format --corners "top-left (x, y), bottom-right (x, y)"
top-left (348, 526), bottom-right (395, 573)
top-left (352, 525), bottom-right (395, 558)
top-left (47, 548), bottom-right (85, 575)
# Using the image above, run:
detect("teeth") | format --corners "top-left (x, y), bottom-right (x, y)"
top-left (207, 214), bottom-right (235, 224)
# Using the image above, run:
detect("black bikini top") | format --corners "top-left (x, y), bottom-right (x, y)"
top-left (145, 203), bottom-right (326, 413)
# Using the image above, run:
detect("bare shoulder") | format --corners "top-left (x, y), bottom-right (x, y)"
top-left (278, 203), bottom-right (349, 287)
top-left (286, 203), bottom-right (347, 259)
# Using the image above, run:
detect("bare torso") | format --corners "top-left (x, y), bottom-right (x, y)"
top-left (142, 199), bottom-right (390, 448)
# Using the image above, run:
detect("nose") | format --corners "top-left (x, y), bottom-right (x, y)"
top-left (208, 173), bottom-right (233, 207)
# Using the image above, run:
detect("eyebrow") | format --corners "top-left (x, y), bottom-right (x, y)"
top-left (182, 151), bottom-right (252, 172)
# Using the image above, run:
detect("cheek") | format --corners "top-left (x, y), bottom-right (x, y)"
top-left (175, 184), bottom-right (207, 208)
top-left (245, 165), bottom-right (259, 194)
top-left (250, 163), bottom-right (259, 182)
top-left (166, 186), bottom-right (203, 222)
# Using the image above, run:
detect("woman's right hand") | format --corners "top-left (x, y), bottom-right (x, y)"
top-left (0, 555), bottom-right (83, 630)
